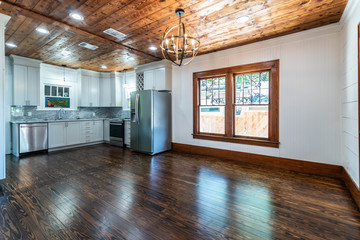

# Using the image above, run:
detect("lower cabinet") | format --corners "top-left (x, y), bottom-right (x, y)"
top-left (66, 122), bottom-right (82, 145)
top-left (49, 120), bottom-right (104, 149)
top-left (48, 122), bottom-right (67, 148)
top-left (103, 120), bottom-right (110, 142)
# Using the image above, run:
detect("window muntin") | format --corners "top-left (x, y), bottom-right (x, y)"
top-left (199, 76), bottom-right (226, 134)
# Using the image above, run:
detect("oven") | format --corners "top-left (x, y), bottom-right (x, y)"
top-left (110, 121), bottom-right (124, 147)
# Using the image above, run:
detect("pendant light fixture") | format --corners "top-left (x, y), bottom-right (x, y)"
top-left (160, 9), bottom-right (200, 66)
top-left (123, 69), bottom-right (128, 88)
top-left (62, 65), bottom-right (66, 82)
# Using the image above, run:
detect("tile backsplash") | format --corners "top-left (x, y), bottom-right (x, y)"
top-left (11, 106), bottom-right (130, 122)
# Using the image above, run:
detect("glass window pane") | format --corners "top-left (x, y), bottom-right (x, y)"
top-left (44, 85), bottom-right (50, 96)
top-left (58, 87), bottom-right (63, 97)
top-left (200, 77), bottom-right (226, 106)
top-left (260, 72), bottom-right (269, 89)
top-left (235, 105), bottom-right (268, 138)
top-left (64, 88), bottom-right (69, 97)
top-left (235, 75), bottom-right (243, 104)
top-left (200, 106), bottom-right (225, 135)
top-left (261, 88), bottom-right (269, 104)
top-left (51, 86), bottom-right (57, 96)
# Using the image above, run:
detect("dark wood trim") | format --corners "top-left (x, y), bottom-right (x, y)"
top-left (192, 134), bottom-right (280, 148)
top-left (172, 142), bottom-right (342, 178)
top-left (225, 72), bottom-right (233, 137)
top-left (343, 168), bottom-right (360, 210)
top-left (192, 60), bottom-right (279, 147)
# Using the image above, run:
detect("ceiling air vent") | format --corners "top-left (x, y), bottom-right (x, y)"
top-left (103, 28), bottom-right (127, 40)
top-left (78, 42), bottom-right (98, 50)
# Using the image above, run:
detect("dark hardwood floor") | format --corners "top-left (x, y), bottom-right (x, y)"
top-left (0, 144), bottom-right (360, 239)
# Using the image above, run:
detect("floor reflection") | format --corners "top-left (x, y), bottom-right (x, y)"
top-left (196, 168), bottom-right (229, 233)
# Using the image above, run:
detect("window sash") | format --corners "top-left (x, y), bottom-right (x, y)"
top-left (193, 60), bottom-right (279, 148)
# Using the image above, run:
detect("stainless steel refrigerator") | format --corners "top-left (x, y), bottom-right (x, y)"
top-left (130, 90), bottom-right (171, 155)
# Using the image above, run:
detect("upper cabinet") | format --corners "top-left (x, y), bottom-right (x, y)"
top-left (80, 70), bottom-right (100, 107)
top-left (135, 60), bottom-right (172, 91)
top-left (80, 70), bottom-right (122, 107)
top-left (10, 55), bottom-right (42, 106)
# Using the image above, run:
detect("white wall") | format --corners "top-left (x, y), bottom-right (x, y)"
top-left (0, 13), bottom-right (10, 179)
top-left (172, 24), bottom-right (342, 166)
top-left (340, 0), bottom-right (360, 187)
top-left (5, 56), bottom-right (12, 154)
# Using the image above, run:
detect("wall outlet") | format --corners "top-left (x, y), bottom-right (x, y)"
top-left (27, 112), bottom-right (32, 117)
top-left (92, 112), bottom-right (96, 117)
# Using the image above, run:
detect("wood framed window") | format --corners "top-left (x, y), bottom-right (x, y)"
top-left (193, 60), bottom-right (279, 148)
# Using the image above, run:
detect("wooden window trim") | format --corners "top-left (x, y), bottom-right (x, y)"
top-left (193, 60), bottom-right (279, 148)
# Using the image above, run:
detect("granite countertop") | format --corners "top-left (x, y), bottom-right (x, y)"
top-left (11, 118), bottom-right (108, 124)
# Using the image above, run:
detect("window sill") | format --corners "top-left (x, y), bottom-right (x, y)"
top-left (192, 133), bottom-right (280, 148)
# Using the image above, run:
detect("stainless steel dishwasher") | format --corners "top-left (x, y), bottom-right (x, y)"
top-left (19, 123), bottom-right (48, 155)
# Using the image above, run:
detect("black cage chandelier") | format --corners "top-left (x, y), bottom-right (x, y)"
top-left (160, 9), bottom-right (200, 66)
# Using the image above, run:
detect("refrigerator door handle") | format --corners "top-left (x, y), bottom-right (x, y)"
top-left (135, 93), bottom-right (140, 125)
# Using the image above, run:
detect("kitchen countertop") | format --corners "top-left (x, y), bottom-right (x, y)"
top-left (11, 118), bottom-right (118, 124)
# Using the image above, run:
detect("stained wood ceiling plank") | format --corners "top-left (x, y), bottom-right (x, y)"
top-left (0, 0), bottom-right (160, 61)
top-left (197, 1), bottom-right (346, 43)
top-left (1, 0), bottom-right (349, 72)
top-left (13, 22), bottom-right (62, 57)
top-left (14, 0), bottom-right (40, 9)
top-left (4, 14), bottom-right (27, 41)
top-left (76, 0), bottom-right (137, 27)
top-left (71, 0), bottom-right (114, 18)
top-left (72, 49), bottom-right (152, 71)
top-left (19, 23), bottom-right (66, 57)
top-left (31, 0), bottom-right (63, 15)
top-left (47, 0), bottom-right (89, 20)
top-left (91, 0), bottom-right (185, 32)
top-left (27, 31), bottom-right (77, 59)
top-left (122, 0), bottom-right (346, 56)
top-left (5, 18), bottom-right (42, 55)
top-left (199, 14), bottom-right (342, 54)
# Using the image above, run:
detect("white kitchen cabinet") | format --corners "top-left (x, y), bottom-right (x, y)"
top-left (135, 60), bottom-right (172, 91)
top-left (80, 75), bottom-right (99, 107)
top-left (49, 122), bottom-right (67, 148)
top-left (92, 121), bottom-right (104, 142)
top-left (11, 55), bottom-right (42, 106)
top-left (89, 76), bottom-right (100, 106)
top-left (66, 122), bottom-right (82, 146)
top-left (143, 70), bottom-right (154, 90)
top-left (142, 68), bottom-right (170, 91)
top-left (154, 68), bottom-right (166, 90)
top-left (103, 120), bottom-right (110, 142)
top-left (13, 65), bottom-right (40, 106)
top-left (80, 75), bottom-right (90, 106)
top-left (100, 76), bottom-right (111, 106)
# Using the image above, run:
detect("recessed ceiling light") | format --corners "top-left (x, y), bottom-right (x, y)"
top-left (70, 12), bottom-right (84, 21)
top-left (36, 27), bottom-right (49, 34)
top-left (5, 42), bottom-right (17, 48)
top-left (149, 46), bottom-right (157, 51)
top-left (100, 65), bottom-right (107, 69)
top-left (237, 15), bottom-right (250, 23)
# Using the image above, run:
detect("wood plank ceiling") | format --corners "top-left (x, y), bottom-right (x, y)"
top-left (0, 0), bottom-right (348, 72)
